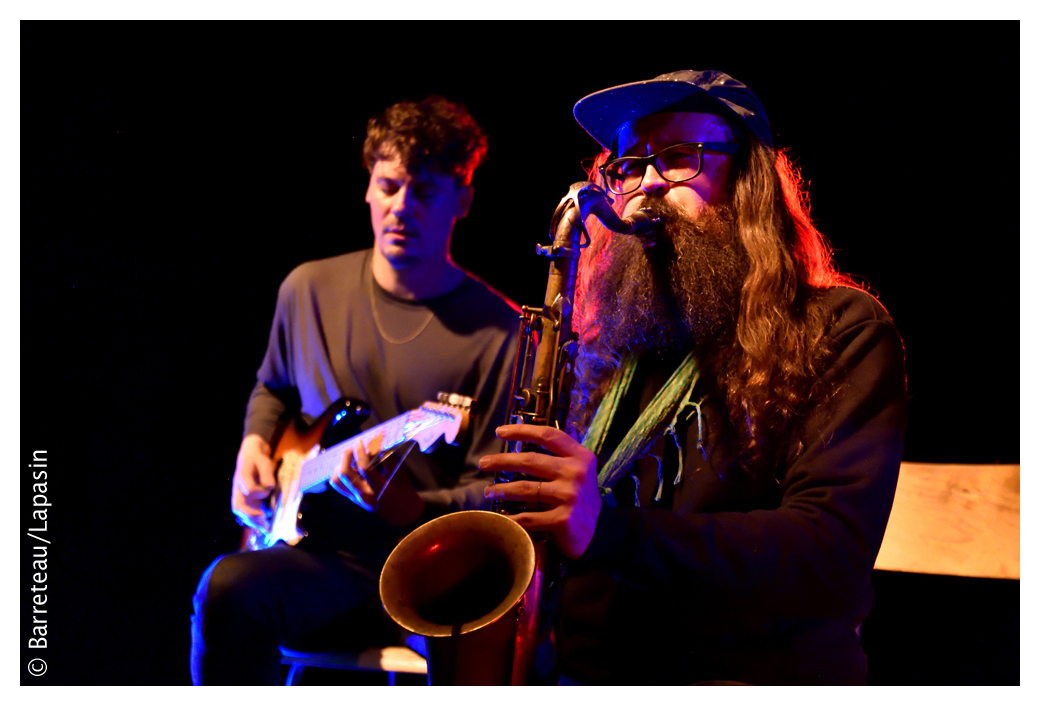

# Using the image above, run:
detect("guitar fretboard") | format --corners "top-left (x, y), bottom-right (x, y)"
top-left (297, 406), bottom-right (457, 492)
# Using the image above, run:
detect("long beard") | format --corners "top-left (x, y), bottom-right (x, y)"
top-left (569, 198), bottom-right (749, 436)
top-left (582, 198), bottom-right (747, 358)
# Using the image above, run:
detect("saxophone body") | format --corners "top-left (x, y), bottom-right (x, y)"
top-left (378, 182), bottom-right (659, 685)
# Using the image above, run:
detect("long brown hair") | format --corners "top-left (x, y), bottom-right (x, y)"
top-left (571, 138), bottom-right (858, 473)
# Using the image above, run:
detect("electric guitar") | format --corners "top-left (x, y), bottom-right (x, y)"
top-left (242, 392), bottom-right (472, 552)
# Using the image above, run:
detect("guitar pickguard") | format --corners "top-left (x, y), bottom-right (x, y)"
top-left (250, 446), bottom-right (318, 551)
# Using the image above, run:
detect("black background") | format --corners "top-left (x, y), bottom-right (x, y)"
top-left (21, 21), bottom-right (1020, 685)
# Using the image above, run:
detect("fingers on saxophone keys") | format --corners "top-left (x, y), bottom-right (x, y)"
top-left (478, 452), bottom-right (560, 478)
top-left (495, 424), bottom-right (583, 456)
top-left (484, 479), bottom-right (547, 503)
top-left (506, 510), bottom-right (561, 533)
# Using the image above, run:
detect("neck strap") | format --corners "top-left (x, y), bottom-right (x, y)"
top-left (583, 350), bottom-right (703, 492)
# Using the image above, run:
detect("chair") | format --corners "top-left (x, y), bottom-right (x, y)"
top-left (279, 634), bottom-right (428, 685)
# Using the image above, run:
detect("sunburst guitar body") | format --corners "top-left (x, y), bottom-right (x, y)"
top-left (241, 393), bottom-right (472, 552)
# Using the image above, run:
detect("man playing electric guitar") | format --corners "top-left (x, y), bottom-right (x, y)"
top-left (190, 97), bottom-right (520, 685)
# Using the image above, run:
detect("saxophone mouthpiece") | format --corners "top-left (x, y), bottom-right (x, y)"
top-left (627, 206), bottom-right (661, 247)
top-left (574, 183), bottom-right (662, 248)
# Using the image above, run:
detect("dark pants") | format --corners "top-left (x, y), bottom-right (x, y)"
top-left (190, 541), bottom-right (398, 685)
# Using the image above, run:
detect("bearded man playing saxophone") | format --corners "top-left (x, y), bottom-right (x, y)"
top-left (480, 70), bottom-right (907, 685)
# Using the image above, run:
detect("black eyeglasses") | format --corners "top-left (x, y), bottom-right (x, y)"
top-left (599, 142), bottom-right (743, 196)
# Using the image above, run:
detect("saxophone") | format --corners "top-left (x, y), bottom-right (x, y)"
top-left (378, 182), bottom-right (659, 685)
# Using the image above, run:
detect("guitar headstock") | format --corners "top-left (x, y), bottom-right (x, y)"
top-left (436, 392), bottom-right (473, 410)
top-left (412, 393), bottom-right (472, 450)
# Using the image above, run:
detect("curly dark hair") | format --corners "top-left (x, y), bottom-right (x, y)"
top-left (362, 96), bottom-right (488, 185)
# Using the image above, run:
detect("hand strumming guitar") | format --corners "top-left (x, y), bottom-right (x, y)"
top-left (231, 433), bottom-right (277, 532)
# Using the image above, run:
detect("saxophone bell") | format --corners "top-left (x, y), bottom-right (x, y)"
top-left (379, 511), bottom-right (536, 685)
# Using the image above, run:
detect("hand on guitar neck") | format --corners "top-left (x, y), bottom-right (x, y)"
top-left (231, 432), bottom-right (424, 533)
top-left (329, 437), bottom-right (425, 527)
top-left (234, 395), bottom-right (472, 551)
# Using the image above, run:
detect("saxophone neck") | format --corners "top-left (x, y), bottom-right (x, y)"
top-left (573, 182), bottom-right (661, 243)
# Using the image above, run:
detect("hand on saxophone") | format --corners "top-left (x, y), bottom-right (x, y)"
top-left (479, 424), bottom-right (603, 559)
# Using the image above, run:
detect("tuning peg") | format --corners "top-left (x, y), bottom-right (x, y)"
top-left (436, 392), bottom-right (473, 409)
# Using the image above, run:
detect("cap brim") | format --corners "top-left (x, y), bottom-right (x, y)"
top-left (573, 79), bottom-right (727, 152)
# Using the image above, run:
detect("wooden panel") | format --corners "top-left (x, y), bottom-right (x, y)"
top-left (874, 463), bottom-right (1019, 579)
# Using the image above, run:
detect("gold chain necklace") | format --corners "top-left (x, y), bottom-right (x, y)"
top-left (368, 274), bottom-right (435, 345)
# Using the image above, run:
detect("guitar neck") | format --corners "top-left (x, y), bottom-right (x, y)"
top-left (297, 406), bottom-right (455, 492)
top-left (296, 416), bottom-right (401, 491)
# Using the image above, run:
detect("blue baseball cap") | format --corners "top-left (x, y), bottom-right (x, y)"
top-left (573, 69), bottom-right (772, 152)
